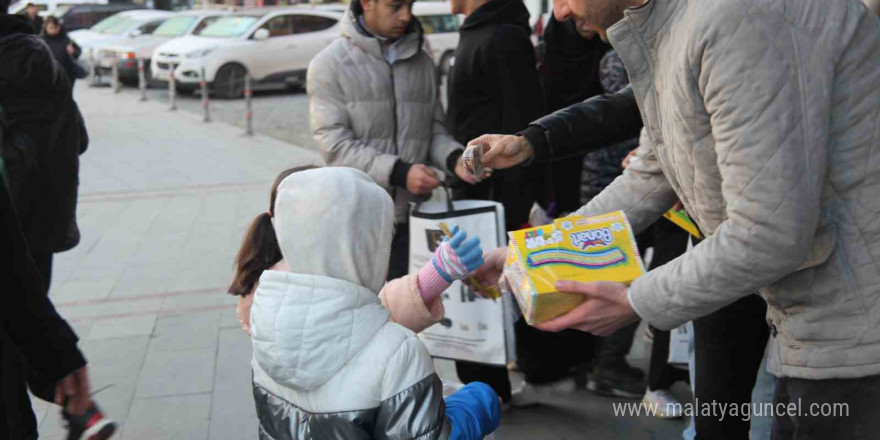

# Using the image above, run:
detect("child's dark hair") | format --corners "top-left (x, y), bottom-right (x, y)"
top-left (228, 165), bottom-right (316, 296)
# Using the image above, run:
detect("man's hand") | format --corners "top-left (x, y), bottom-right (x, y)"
top-left (465, 247), bottom-right (506, 297)
top-left (406, 164), bottom-right (442, 195)
top-left (535, 281), bottom-right (639, 335)
top-left (468, 135), bottom-right (534, 170)
top-left (55, 366), bottom-right (91, 415)
top-left (621, 148), bottom-right (638, 169)
top-left (66, 43), bottom-right (76, 56)
top-left (454, 156), bottom-right (492, 185)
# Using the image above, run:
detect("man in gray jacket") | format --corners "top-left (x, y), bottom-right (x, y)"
top-left (308, 0), bottom-right (480, 280)
top-left (471, 0), bottom-right (880, 438)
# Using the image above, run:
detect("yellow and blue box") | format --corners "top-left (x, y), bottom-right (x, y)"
top-left (502, 211), bottom-right (646, 325)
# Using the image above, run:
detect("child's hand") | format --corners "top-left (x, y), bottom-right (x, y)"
top-left (433, 226), bottom-right (484, 282)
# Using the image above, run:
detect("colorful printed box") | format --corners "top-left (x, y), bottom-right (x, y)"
top-left (502, 211), bottom-right (646, 325)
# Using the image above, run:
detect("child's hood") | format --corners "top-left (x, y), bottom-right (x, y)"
top-left (272, 167), bottom-right (395, 293)
top-left (251, 167), bottom-right (397, 390)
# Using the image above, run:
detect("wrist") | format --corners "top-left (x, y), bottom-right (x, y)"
top-left (519, 126), bottom-right (546, 165)
top-left (446, 149), bottom-right (464, 175)
top-left (390, 160), bottom-right (413, 188)
top-left (418, 260), bottom-right (453, 302)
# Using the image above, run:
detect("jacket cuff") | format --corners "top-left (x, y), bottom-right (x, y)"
top-left (418, 260), bottom-right (453, 302)
top-left (445, 149), bottom-right (463, 177)
top-left (520, 125), bottom-right (548, 164)
top-left (629, 276), bottom-right (684, 331)
top-left (390, 160), bottom-right (413, 189)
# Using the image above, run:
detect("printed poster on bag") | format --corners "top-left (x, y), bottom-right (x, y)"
top-left (409, 200), bottom-right (515, 366)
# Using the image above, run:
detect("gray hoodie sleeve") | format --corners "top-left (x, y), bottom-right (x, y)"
top-left (308, 54), bottom-right (400, 189)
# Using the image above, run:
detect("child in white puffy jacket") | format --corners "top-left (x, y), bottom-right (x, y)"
top-left (246, 167), bottom-right (500, 440)
top-left (230, 167), bottom-right (481, 336)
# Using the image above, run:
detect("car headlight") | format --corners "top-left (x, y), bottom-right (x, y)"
top-left (186, 47), bottom-right (216, 58)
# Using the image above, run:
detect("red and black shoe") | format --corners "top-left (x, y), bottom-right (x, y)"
top-left (62, 401), bottom-right (117, 440)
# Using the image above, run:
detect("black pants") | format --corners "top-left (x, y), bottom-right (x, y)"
top-left (0, 331), bottom-right (39, 440)
top-left (693, 294), bottom-right (769, 440)
top-left (514, 318), bottom-right (596, 385)
top-left (387, 223), bottom-right (409, 281)
top-left (455, 361), bottom-right (512, 403)
top-left (647, 327), bottom-right (689, 391)
top-left (772, 373), bottom-right (880, 440)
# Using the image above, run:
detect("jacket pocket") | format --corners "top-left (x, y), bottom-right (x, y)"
top-left (769, 224), bottom-right (869, 345)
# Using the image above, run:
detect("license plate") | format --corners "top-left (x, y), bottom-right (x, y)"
top-left (153, 70), bottom-right (170, 80)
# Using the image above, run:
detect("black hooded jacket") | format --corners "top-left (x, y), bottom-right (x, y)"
top-left (0, 14), bottom-right (89, 253)
top-left (446, 0), bottom-right (543, 229)
top-left (42, 27), bottom-right (82, 84)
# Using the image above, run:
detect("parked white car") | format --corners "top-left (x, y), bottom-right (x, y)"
top-left (96, 10), bottom-right (228, 84)
top-left (412, 2), bottom-right (462, 77)
top-left (69, 9), bottom-right (173, 64)
top-left (151, 6), bottom-right (344, 98)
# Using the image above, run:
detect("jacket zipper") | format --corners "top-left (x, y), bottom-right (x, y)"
top-left (388, 61), bottom-right (398, 156)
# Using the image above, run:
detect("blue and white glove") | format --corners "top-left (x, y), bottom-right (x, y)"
top-left (418, 226), bottom-right (484, 301)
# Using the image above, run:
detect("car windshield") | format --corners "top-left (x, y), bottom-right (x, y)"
top-left (91, 14), bottom-right (132, 32)
top-left (199, 16), bottom-right (258, 38)
top-left (99, 16), bottom-right (139, 34)
top-left (152, 16), bottom-right (197, 37)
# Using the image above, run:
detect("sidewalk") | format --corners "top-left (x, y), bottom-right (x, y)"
top-left (33, 85), bottom-right (689, 440)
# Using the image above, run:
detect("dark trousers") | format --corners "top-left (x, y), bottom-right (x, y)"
top-left (387, 223), bottom-right (409, 281)
top-left (693, 294), bottom-right (769, 440)
top-left (772, 373), bottom-right (880, 440)
top-left (647, 327), bottom-right (688, 391)
top-left (514, 318), bottom-right (596, 385)
top-left (455, 361), bottom-right (512, 403)
top-left (0, 331), bottom-right (39, 440)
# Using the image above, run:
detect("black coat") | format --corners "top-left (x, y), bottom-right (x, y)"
top-left (0, 14), bottom-right (89, 253)
top-left (445, 0), bottom-right (543, 229)
top-left (42, 29), bottom-right (82, 85)
top-left (0, 137), bottom-right (85, 440)
top-left (530, 16), bottom-right (611, 214)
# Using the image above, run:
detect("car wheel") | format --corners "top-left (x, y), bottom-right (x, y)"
top-left (214, 63), bottom-right (247, 99)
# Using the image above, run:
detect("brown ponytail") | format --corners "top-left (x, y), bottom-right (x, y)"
top-left (228, 165), bottom-right (317, 296)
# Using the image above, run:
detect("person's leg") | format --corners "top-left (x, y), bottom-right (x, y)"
top-left (647, 328), bottom-right (687, 391)
top-left (29, 251), bottom-right (53, 293)
top-left (514, 318), bottom-right (576, 385)
top-left (693, 294), bottom-right (769, 440)
top-left (683, 321), bottom-right (697, 440)
top-left (771, 374), bottom-right (880, 440)
top-left (749, 352), bottom-right (774, 440)
top-left (387, 223), bottom-right (409, 281)
top-left (1, 332), bottom-right (39, 440)
top-left (455, 361), bottom-right (512, 402)
top-left (589, 321), bottom-right (644, 398)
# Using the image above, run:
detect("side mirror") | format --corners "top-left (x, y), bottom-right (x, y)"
top-left (253, 28), bottom-right (269, 41)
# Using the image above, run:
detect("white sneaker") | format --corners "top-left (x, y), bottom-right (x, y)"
top-left (510, 377), bottom-right (577, 408)
top-left (641, 389), bottom-right (683, 419)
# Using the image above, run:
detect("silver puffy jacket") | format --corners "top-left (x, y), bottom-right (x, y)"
top-left (307, 9), bottom-right (462, 223)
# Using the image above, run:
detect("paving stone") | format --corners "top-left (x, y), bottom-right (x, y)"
top-left (151, 310), bottom-right (221, 352)
top-left (51, 277), bottom-right (118, 302)
top-left (122, 394), bottom-right (211, 440)
top-left (87, 314), bottom-right (158, 340)
top-left (135, 346), bottom-right (216, 398)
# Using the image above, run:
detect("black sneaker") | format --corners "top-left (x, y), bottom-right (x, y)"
top-left (587, 364), bottom-right (645, 399)
top-left (62, 401), bottom-right (117, 440)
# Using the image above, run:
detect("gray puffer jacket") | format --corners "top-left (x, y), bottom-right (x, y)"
top-left (580, 0), bottom-right (880, 379)
top-left (307, 9), bottom-right (463, 223)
